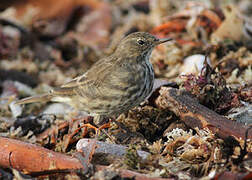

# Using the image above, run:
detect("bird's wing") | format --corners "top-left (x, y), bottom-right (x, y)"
top-left (52, 56), bottom-right (116, 98)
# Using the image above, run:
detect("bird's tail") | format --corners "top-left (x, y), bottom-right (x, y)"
top-left (15, 93), bottom-right (53, 105)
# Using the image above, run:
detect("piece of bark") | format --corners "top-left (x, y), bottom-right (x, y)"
top-left (155, 87), bottom-right (252, 141)
top-left (0, 137), bottom-right (83, 173)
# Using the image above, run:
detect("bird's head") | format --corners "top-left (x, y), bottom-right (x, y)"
top-left (115, 32), bottom-right (172, 57)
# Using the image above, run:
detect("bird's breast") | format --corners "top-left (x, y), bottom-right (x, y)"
top-left (141, 60), bottom-right (154, 97)
top-left (74, 57), bottom-right (155, 116)
top-left (123, 58), bottom-right (154, 101)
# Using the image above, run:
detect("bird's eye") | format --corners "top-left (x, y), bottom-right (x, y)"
top-left (137, 39), bottom-right (145, 45)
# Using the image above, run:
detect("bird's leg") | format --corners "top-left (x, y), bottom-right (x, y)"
top-left (95, 114), bottom-right (130, 134)
top-left (67, 115), bottom-right (111, 140)
top-left (71, 115), bottom-right (117, 143)
top-left (94, 115), bottom-right (130, 134)
top-left (93, 115), bottom-right (118, 142)
top-left (93, 115), bottom-right (112, 135)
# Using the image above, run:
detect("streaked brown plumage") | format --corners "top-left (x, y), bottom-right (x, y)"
top-left (16, 32), bottom-right (172, 117)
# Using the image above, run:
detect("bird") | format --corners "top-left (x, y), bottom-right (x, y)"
top-left (16, 32), bottom-right (172, 121)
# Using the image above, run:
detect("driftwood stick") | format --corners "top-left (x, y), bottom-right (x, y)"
top-left (0, 137), bottom-right (174, 179)
top-left (0, 137), bottom-right (83, 173)
top-left (155, 87), bottom-right (251, 141)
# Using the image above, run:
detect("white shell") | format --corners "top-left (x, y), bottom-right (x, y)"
top-left (180, 54), bottom-right (211, 75)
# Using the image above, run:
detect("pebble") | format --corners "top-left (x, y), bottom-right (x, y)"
top-left (77, 138), bottom-right (150, 160)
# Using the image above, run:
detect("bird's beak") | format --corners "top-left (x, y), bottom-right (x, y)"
top-left (155, 37), bottom-right (173, 45)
